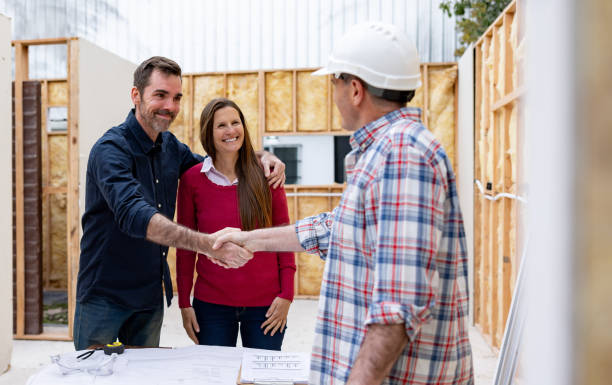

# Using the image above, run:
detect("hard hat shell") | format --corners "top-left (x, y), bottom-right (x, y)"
top-left (313, 22), bottom-right (422, 91)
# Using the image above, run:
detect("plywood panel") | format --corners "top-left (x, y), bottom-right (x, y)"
top-left (227, 74), bottom-right (260, 150)
top-left (296, 71), bottom-right (328, 132)
top-left (192, 75), bottom-right (225, 155)
top-left (265, 71), bottom-right (292, 133)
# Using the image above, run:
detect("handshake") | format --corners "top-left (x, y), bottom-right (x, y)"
top-left (199, 224), bottom-right (300, 269)
top-left (201, 227), bottom-right (256, 269)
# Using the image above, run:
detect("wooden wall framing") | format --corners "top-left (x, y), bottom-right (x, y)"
top-left (473, 0), bottom-right (525, 348)
top-left (12, 37), bottom-right (77, 341)
top-left (171, 63), bottom-right (458, 165)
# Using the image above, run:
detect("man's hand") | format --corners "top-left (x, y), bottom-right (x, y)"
top-left (199, 228), bottom-right (253, 269)
top-left (258, 151), bottom-right (286, 188)
top-left (211, 229), bottom-right (254, 253)
top-left (180, 307), bottom-right (200, 344)
top-left (261, 297), bottom-right (291, 336)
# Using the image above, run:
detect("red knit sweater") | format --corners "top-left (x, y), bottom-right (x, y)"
top-left (176, 163), bottom-right (296, 308)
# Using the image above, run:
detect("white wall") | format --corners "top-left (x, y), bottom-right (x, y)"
top-left (264, 135), bottom-right (336, 185)
top-left (524, 0), bottom-right (575, 384)
top-left (456, 45), bottom-right (474, 324)
top-left (0, 12), bottom-right (12, 375)
top-left (78, 38), bottom-right (137, 216)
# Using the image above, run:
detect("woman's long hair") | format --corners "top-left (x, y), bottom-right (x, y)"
top-left (199, 98), bottom-right (272, 231)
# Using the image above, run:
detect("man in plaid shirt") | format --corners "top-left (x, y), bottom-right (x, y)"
top-left (214, 22), bottom-right (473, 385)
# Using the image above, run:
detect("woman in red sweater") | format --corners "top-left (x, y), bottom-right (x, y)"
top-left (176, 98), bottom-right (295, 350)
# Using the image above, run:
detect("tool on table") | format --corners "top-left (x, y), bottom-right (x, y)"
top-left (104, 340), bottom-right (125, 355)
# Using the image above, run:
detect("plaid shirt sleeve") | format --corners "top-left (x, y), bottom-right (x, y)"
top-left (364, 140), bottom-right (446, 341)
top-left (294, 207), bottom-right (337, 261)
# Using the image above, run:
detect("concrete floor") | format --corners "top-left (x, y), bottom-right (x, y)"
top-left (1, 299), bottom-right (498, 384)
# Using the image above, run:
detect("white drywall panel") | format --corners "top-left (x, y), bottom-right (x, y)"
top-left (0, 12), bottom-right (12, 375)
top-left (457, 45), bottom-right (475, 324)
top-left (78, 38), bottom-right (137, 218)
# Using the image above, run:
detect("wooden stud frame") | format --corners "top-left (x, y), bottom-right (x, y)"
top-left (473, 0), bottom-right (525, 348)
top-left (12, 37), bottom-right (75, 341)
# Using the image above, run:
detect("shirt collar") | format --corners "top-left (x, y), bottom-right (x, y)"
top-left (349, 106), bottom-right (422, 152)
top-left (200, 156), bottom-right (239, 185)
top-left (126, 109), bottom-right (164, 155)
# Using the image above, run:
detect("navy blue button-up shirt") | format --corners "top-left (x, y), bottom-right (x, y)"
top-left (77, 109), bottom-right (202, 310)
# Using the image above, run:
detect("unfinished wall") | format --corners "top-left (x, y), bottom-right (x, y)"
top-left (38, 65), bottom-right (458, 299)
top-left (174, 65), bottom-right (457, 151)
top-left (165, 65), bottom-right (457, 297)
top-left (160, 65), bottom-right (458, 297)
top-left (474, 0), bottom-right (524, 348)
top-left (41, 80), bottom-right (68, 290)
top-left (285, 185), bottom-right (343, 296)
top-left (0, 12), bottom-right (12, 375)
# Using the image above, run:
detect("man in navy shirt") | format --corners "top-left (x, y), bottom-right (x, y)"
top-left (74, 56), bottom-right (285, 350)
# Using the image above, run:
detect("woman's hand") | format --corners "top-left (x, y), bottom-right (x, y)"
top-left (261, 297), bottom-right (291, 336)
top-left (180, 307), bottom-right (200, 344)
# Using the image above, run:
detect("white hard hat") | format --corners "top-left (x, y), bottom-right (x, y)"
top-left (313, 22), bottom-right (421, 91)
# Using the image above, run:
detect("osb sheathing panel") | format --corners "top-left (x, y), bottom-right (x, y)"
top-left (49, 136), bottom-right (68, 187)
top-left (295, 188), bottom-right (337, 296)
top-left (428, 67), bottom-right (457, 170)
top-left (43, 194), bottom-right (68, 289)
top-left (170, 77), bottom-right (192, 147)
top-left (192, 75), bottom-right (225, 155)
top-left (331, 101), bottom-right (343, 131)
top-left (406, 71), bottom-right (426, 109)
top-left (47, 81), bottom-right (68, 106)
top-left (265, 72), bottom-right (293, 132)
top-left (297, 71), bottom-right (328, 132)
top-left (227, 74), bottom-right (260, 149)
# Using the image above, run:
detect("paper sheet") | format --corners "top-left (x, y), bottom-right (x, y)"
top-left (240, 348), bottom-right (310, 384)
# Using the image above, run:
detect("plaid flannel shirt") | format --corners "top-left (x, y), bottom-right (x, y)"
top-left (295, 107), bottom-right (473, 385)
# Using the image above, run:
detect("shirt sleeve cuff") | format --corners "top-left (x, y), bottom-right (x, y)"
top-left (365, 301), bottom-right (433, 341)
top-left (132, 205), bottom-right (158, 239)
top-left (295, 213), bottom-right (331, 259)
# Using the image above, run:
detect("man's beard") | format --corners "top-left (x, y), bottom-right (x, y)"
top-left (139, 105), bottom-right (176, 133)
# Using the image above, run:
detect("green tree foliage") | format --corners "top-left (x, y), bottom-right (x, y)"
top-left (440, 0), bottom-right (512, 56)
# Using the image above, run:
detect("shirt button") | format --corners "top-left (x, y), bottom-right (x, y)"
top-left (158, 203), bottom-right (162, 208)
top-left (156, 179), bottom-right (159, 184)
top-left (162, 252), bottom-right (166, 256)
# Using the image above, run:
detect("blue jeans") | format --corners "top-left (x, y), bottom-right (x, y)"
top-left (192, 298), bottom-right (285, 350)
top-left (73, 296), bottom-right (163, 350)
